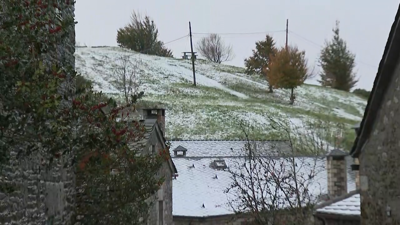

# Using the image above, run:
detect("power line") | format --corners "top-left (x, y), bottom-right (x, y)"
top-left (139, 34), bottom-right (189, 54)
top-left (289, 30), bottom-right (378, 69)
top-left (192, 30), bottom-right (286, 36)
top-left (164, 35), bottom-right (189, 45)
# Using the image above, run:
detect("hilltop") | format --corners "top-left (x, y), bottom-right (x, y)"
top-left (75, 46), bottom-right (366, 147)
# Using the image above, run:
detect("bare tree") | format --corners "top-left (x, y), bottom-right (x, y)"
top-left (196, 34), bottom-right (234, 64)
top-left (113, 55), bottom-right (142, 104)
top-left (225, 117), bottom-right (344, 225)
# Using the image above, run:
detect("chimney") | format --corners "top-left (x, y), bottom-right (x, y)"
top-left (326, 149), bottom-right (348, 197)
top-left (141, 108), bottom-right (166, 135)
top-left (351, 123), bottom-right (360, 136)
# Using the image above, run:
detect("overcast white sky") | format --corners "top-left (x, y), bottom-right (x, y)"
top-left (75, 0), bottom-right (399, 91)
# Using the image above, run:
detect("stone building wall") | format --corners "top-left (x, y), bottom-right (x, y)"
top-left (147, 135), bottom-right (174, 225)
top-left (359, 57), bottom-right (400, 225)
top-left (0, 1), bottom-right (76, 224)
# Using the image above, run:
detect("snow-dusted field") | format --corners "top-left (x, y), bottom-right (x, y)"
top-left (75, 46), bottom-right (367, 142)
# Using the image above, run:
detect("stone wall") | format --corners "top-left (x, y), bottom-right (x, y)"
top-left (0, 1), bottom-right (76, 224)
top-left (359, 57), bottom-right (400, 224)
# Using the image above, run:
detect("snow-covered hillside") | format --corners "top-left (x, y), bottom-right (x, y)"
top-left (75, 46), bottom-right (367, 141)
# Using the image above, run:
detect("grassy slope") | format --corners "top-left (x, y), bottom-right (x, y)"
top-left (75, 46), bottom-right (366, 149)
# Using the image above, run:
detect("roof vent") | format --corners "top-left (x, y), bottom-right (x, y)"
top-left (212, 159), bottom-right (227, 170)
top-left (173, 145), bottom-right (188, 157)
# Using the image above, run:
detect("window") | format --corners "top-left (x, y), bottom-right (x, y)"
top-left (158, 201), bottom-right (163, 225)
top-left (152, 145), bottom-right (156, 154)
top-left (213, 159), bottom-right (227, 170)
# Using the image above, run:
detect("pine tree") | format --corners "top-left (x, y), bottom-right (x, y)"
top-left (267, 46), bottom-right (309, 104)
top-left (244, 35), bottom-right (277, 92)
top-left (117, 11), bottom-right (173, 57)
top-left (319, 21), bottom-right (358, 91)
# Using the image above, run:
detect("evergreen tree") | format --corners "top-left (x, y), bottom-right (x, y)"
top-left (244, 35), bottom-right (277, 92)
top-left (319, 21), bottom-right (358, 91)
top-left (353, 88), bottom-right (370, 99)
top-left (117, 11), bottom-right (173, 57)
top-left (267, 46), bottom-right (309, 104)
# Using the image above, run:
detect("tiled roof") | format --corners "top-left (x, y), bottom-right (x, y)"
top-left (315, 191), bottom-right (360, 216)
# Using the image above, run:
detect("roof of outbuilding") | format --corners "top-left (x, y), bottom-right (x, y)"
top-left (315, 190), bottom-right (360, 217)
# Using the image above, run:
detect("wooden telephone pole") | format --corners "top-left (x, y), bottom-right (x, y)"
top-left (285, 19), bottom-right (289, 50)
top-left (189, 21), bottom-right (196, 86)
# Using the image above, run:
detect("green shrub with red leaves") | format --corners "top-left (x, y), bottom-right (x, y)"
top-left (0, 1), bottom-right (164, 224)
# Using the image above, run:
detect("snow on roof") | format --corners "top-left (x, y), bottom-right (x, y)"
top-left (316, 192), bottom-right (360, 216)
top-left (172, 156), bottom-right (328, 217)
top-left (169, 140), bottom-right (290, 157)
top-left (171, 141), bottom-right (357, 217)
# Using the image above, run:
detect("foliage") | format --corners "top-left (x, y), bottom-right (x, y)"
top-left (196, 33), bottom-right (234, 64)
top-left (244, 35), bottom-right (277, 92)
top-left (0, 1), bottom-right (164, 224)
top-left (353, 88), bottom-right (370, 99)
top-left (225, 117), bottom-right (330, 225)
top-left (267, 46), bottom-right (309, 104)
top-left (319, 21), bottom-right (358, 92)
top-left (117, 11), bottom-right (173, 57)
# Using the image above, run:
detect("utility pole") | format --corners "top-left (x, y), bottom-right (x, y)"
top-left (189, 21), bottom-right (196, 86)
top-left (285, 19), bottom-right (289, 50)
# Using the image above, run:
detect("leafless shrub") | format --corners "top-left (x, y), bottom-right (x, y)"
top-left (112, 55), bottom-right (142, 104)
top-left (196, 34), bottom-right (234, 64)
top-left (225, 116), bottom-right (344, 225)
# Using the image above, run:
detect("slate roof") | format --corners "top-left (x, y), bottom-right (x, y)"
top-left (171, 141), bottom-right (356, 217)
top-left (169, 140), bottom-right (291, 158)
top-left (351, 4), bottom-right (400, 157)
top-left (315, 190), bottom-right (360, 217)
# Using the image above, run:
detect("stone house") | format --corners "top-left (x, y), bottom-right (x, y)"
top-left (349, 4), bottom-right (400, 224)
top-left (140, 108), bottom-right (178, 225)
top-left (170, 141), bottom-right (357, 225)
top-left (81, 106), bottom-right (177, 225)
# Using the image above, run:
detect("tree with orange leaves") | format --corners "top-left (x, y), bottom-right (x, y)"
top-left (266, 46), bottom-right (309, 104)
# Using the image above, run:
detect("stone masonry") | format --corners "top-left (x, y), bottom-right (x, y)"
top-left (326, 149), bottom-right (348, 198)
top-left (0, 1), bottom-right (76, 224)
top-left (358, 57), bottom-right (400, 224)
